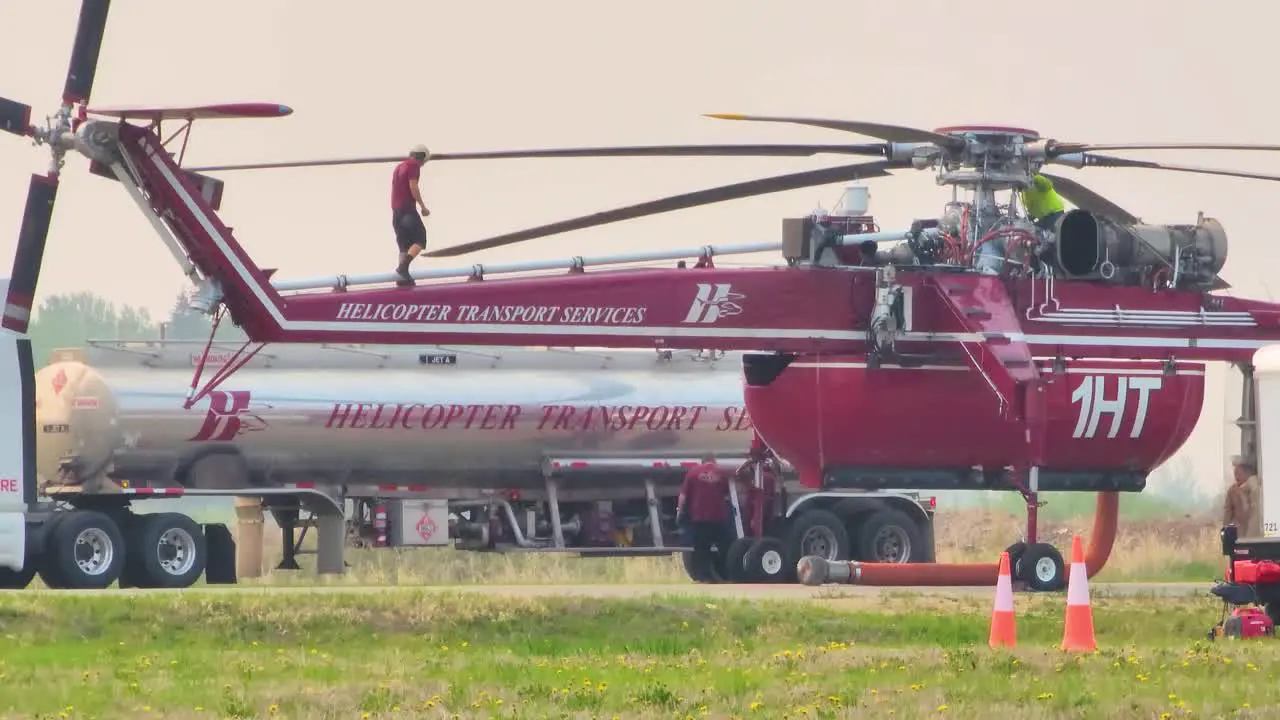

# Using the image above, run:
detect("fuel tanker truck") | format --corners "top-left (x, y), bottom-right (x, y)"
top-left (7, 338), bottom-right (935, 590)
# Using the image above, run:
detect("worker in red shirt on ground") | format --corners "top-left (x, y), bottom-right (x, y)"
top-left (391, 145), bottom-right (431, 287)
top-left (677, 451), bottom-right (732, 581)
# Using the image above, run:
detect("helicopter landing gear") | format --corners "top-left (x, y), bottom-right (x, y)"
top-left (1001, 464), bottom-right (1068, 592)
top-left (1005, 380), bottom-right (1068, 592)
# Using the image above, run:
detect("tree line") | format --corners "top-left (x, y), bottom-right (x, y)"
top-left (27, 290), bottom-right (246, 369)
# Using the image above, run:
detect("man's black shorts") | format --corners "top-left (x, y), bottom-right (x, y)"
top-left (392, 207), bottom-right (427, 252)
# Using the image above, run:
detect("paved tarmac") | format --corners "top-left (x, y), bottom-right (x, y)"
top-left (14, 581), bottom-right (1216, 599)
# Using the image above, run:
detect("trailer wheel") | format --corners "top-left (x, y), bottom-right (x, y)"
top-left (1016, 542), bottom-right (1066, 592)
top-left (743, 537), bottom-right (787, 583)
top-left (124, 513), bottom-right (207, 589)
top-left (38, 511), bottom-right (125, 590)
top-left (857, 508), bottom-right (923, 563)
top-left (783, 509), bottom-right (850, 582)
top-left (724, 537), bottom-right (754, 582)
top-left (0, 562), bottom-right (36, 590)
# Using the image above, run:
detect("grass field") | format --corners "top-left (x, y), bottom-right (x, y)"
top-left (0, 588), bottom-right (1272, 719)
top-left (243, 504), bottom-right (1227, 588)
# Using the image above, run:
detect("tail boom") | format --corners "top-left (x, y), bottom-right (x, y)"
top-left (101, 120), bottom-right (1280, 360)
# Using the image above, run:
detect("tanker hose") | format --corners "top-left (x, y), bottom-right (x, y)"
top-left (796, 491), bottom-right (1121, 587)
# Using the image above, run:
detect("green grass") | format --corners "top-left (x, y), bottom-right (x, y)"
top-left (0, 589), bottom-right (1273, 719)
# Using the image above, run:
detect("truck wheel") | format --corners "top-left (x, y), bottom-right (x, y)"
top-left (857, 508), bottom-right (924, 563)
top-left (0, 562), bottom-right (36, 590)
top-left (1015, 542), bottom-right (1066, 592)
top-left (724, 537), bottom-right (754, 583)
top-left (38, 511), bottom-right (125, 590)
top-left (743, 537), bottom-right (787, 583)
top-left (783, 509), bottom-right (851, 582)
top-left (125, 513), bottom-right (207, 589)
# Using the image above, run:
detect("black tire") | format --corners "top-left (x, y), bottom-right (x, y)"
top-left (1016, 542), bottom-right (1066, 592)
top-left (743, 537), bottom-right (787, 583)
top-left (203, 523), bottom-right (238, 585)
top-left (857, 508), bottom-right (924, 563)
top-left (0, 562), bottom-right (36, 590)
top-left (38, 511), bottom-right (125, 590)
top-left (1004, 541), bottom-right (1027, 571)
top-left (724, 537), bottom-right (755, 583)
top-left (783, 509), bottom-right (851, 582)
top-left (123, 513), bottom-right (207, 589)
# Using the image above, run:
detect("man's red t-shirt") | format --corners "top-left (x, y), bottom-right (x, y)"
top-left (391, 159), bottom-right (420, 211)
top-left (681, 462), bottom-right (729, 523)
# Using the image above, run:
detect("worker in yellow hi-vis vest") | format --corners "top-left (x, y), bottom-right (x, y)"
top-left (1020, 174), bottom-right (1066, 230)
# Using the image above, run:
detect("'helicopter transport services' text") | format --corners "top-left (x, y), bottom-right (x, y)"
top-left (333, 302), bottom-right (648, 325)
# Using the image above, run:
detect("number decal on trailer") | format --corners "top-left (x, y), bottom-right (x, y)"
top-left (1070, 375), bottom-right (1163, 439)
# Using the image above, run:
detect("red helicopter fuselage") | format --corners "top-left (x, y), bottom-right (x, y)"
top-left (91, 121), bottom-right (1280, 493)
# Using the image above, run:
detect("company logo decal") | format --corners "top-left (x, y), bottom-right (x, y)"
top-left (683, 283), bottom-right (745, 324)
top-left (188, 390), bottom-right (271, 442)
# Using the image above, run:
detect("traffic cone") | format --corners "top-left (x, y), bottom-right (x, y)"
top-left (1061, 535), bottom-right (1097, 652)
top-left (989, 551), bottom-right (1016, 648)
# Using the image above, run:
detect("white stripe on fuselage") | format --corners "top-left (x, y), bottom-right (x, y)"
top-left (145, 148), bottom-right (1274, 351)
top-left (789, 361), bottom-right (1206, 376)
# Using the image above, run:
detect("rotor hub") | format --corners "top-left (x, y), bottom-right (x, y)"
top-left (934, 125), bottom-right (1041, 143)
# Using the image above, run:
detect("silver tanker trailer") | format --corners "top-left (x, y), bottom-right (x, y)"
top-left (11, 339), bottom-right (934, 590)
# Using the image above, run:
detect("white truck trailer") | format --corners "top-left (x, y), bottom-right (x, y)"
top-left (1, 336), bottom-right (936, 589)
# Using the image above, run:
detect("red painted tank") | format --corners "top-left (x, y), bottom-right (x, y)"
top-left (743, 355), bottom-right (1204, 489)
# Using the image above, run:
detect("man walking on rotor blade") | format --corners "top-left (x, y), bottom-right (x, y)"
top-left (391, 145), bottom-right (431, 286)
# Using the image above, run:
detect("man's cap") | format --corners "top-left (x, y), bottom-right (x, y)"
top-left (409, 144), bottom-right (430, 158)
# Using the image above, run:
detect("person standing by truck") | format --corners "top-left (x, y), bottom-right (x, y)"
top-left (677, 452), bottom-right (731, 581)
top-left (1225, 454), bottom-right (1263, 538)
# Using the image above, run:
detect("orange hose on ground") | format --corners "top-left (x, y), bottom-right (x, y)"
top-left (796, 491), bottom-right (1121, 587)
top-left (1084, 491), bottom-right (1119, 579)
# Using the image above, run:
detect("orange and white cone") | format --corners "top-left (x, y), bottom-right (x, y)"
top-left (989, 551), bottom-right (1016, 648)
top-left (1061, 534), bottom-right (1097, 652)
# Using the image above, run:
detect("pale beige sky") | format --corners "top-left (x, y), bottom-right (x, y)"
top-left (4, 0), bottom-right (1277, 495)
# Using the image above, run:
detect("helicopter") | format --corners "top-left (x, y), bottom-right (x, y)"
top-left (8, 0), bottom-right (1280, 581)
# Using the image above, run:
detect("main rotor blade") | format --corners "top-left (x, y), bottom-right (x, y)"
top-left (425, 160), bottom-right (899, 258)
top-left (184, 143), bottom-right (892, 172)
top-left (3, 175), bottom-right (58, 334)
top-left (0, 97), bottom-right (32, 136)
top-left (1082, 153), bottom-right (1280, 182)
top-left (1038, 173), bottom-right (1140, 225)
top-left (63, 0), bottom-right (112, 105)
top-left (704, 113), bottom-right (964, 149)
top-left (1055, 142), bottom-right (1280, 153)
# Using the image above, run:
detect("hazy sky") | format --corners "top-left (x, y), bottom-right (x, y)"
top-left (4, 0), bottom-right (1278, 495)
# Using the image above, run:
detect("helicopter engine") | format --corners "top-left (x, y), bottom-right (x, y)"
top-left (1053, 208), bottom-right (1229, 289)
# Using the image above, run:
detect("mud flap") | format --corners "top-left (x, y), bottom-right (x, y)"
top-left (203, 522), bottom-right (237, 584)
top-left (0, 331), bottom-right (34, 572)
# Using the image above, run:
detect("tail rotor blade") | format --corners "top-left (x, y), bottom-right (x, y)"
top-left (63, 0), bottom-right (112, 106)
top-left (425, 160), bottom-right (899, 258)
top-left (0, 98), bottom-right (32, 136)
top-left (3, 176), bottom-right (58, 334)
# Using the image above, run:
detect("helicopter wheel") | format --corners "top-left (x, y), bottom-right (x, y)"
top-left (1014, 542), bottom-right (1066, 592)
